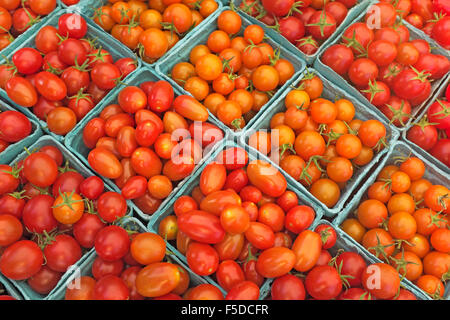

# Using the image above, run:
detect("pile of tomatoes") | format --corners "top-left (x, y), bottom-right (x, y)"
top-left (340, 157), bottom-right (450, 299)
top-left (0, 109), bottom-right (32, 155)
top-left (403, 0), bottom-right (450, 50)
top-left (154, 146), bottom-right (322, 298)
top-left (0, 13), bottom-right (138, 136)
top-left (407, 81), bottom-right (450, 168)
top-left (236, 0), bottom-right (360, 55)
top-left (91, 0), bottom-right (218, 64)
top-left (169, 9), bottom-right (296, 130)
top-left (268, 223), bottom-right (420, 300)
top-left (63, 221), bottom-right (185, 300)
top-left (0, 143), bottom-right (133, 296)
top-left (0, 0), bottom-right (57, 52)
top-left (63, 219), bottom-right (268, 301)
top-left (247, 72), bottom-right (387, 208)
top-left (82, 78), bottom-right (223, 216)
top-left (321, 2), bottom-right (450, 127)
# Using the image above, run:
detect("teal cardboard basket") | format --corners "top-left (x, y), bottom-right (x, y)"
top-left (47, 217), bottom-right (208, 300)
top-left (148, 139), bottom-right (324, 299)
top-left (0, 273), bottom-right (23, 300)
top-left (77, 0), bottom-right (223, 69)
top-left (333, 140), bottom-right (450, 300)
top-left (5, 135), bottom-right (134, 300)
top-left (0, 100), bottom-right (43, 165)
top-left (241, 68), bottom-right (400, 217)
top-left (402, 73), bottom-right (450, 174)
top-left (65, 66), bottom-right (226, 222)
top-left (314, 0), bottom-right (450, 133)
top-left (0, 8), bottom-right (140, 143)
top-left (230, 0), bottom-right (372, 66)
top-left (155, 6), bottom-right (307, 139)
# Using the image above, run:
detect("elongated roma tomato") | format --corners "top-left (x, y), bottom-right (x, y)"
top-left (136, 262), bottom-right (180, 297)
top-left (35, 71), bottom-right (67, 101)
top-left (256, 247), bottom-right (296, 278)
top-left (5, 77), bottom-right (38, 107)
top-left (173, 95), bottom-right (209, 122)
top-left (148, 80), bottom-right (174, 113)
top-left (88, 147), bottom-right (123, 179)
top-left (247, 160), bottom-right (287, 197)
top-left (200, 190), bottom-right (242, 216)
top-left (291, 230), bottom-right (322, 272)
top-left (199, 162), bottom-right (227, 195)
top-left (177, 210), bottom-right (226, 244)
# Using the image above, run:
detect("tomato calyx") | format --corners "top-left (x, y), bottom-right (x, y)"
top-left (34, 229), bottom-right (61, 251)
top-left (383, 63), bottom-right (402, 80)
top-left (389, 249), bottom-right (418, 282)
top-left (291, 69), bottom-right (316, 90)
top-left (385, 101), bottom-right (411, 127)
top-left (8, 190), bottom-right (29, 200)
top-left (341, 30), bottom-right (366, 56)
top-left (119, 14), bottom-right (140, 33)
top-left (361, 79), bottom-right (385, 104)
top-left (71, 59), bottom-right (91, 73)
top-left (56, 33), bottom-right (70, 46)
top-left (437, 193), bottom-right (449, 212)
top-left (379, 217), bottom-right (389, 231)
top-left (267, 17), bottom-right (282, 33)
top-left (0, 164), bottom-right (22, 179)
top-left (45, 62), bottom-right (63, 75)
top-left (331, 258), bottom-right (355, 290)
top-left (426, 211), bottom-right (447, 230)
top-left (287, 2), bottom-right (304, 17)
top-left (31, 184), bottom-right (51, 196)
top-left (58, 160), bottom-right (77, 174)
top-left (372, 135), bottom-right (388, 153)
top-left (429, 285), bottom-right (444, 300)
top-left (411, 115), bottom-right (439, 133)
top-left (428, 12), bottom-right (447, 24)
top-left (430, 99), bottom-right (450, 120)
top-left (441, 269), bottom-right (450, 283)
top-left (92, 7), bottom-right (110, 26)
top-left (87, 46), bottom-right (111, 65)
top-left (20, 6), bottom-right (42, 32)
top-left (269, 48), bottom-right (282, 66)
top-left (305, 10), bottom-right (334, 38)
top-left (161, 21), bottom-right (180, 38)
top-left (327, 249), bottom-right (344, 267)
top-left (299, 156), bottom-right (324, 186)
top-left (7, 190), bottom-right (27, 200)
top-left (321, 126), bottom-right (344, 147)
top-left (296, 36), bottom-right (319, 48)
top-left (231, 118), bottom-right (244, 130)
top-left (52, 190), bottom-right (83, 211)
top-left (221, 56), bottom-right (235, 73)
top-left (242, 243), bottom-right (259, 266)
top-left (69, 88), bottom-right (93, 106)
top-left (410, 66), bottom-right (432, 83)
top-left (0, 27), bottom-right (14, 42)
top-left (318, 226), bottom-right (333, 245)
top-left (367, 233), bottom-right (394, 261)
top-left (1, 56), bottom-right (17, 76)
top-left (234, 0), bottom-right (260, 16)
top-left (280, 143), bottom-right (296, 157)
